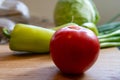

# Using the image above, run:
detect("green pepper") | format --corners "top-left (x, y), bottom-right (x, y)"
top-left (54, 0), bottom-right (100, 26)
top-left (3, 23), bottom-right (80, 53)
top-left (4, 23), bottom-right (99, 53)
top-left (82, 22), bottom-right (99, 36)
top-left (9, 24), bottom-right (55, 53)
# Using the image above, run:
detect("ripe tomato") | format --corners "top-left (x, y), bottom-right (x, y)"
top-left (50, 25), bottom-right (100, 74)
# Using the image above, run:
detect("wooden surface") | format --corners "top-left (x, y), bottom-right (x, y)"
top-left (0, 44), bottom-right (120, 80)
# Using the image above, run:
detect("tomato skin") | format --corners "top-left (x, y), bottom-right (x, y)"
top-left (50, 26), bottom-right (100, 74)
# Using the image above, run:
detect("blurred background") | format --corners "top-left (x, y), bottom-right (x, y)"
top-left (0, 0), bottom-right (120, 45)
top-left (21, 0), bottom-right (120, 25)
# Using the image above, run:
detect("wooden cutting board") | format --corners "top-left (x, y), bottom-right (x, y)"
top-left (0, 44), bottom-right (120, 80)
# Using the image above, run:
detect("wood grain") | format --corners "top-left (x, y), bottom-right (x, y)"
top-left (0, 44), bottom-right (120, 80)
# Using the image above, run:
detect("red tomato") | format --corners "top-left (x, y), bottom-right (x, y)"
top-left (50, 25), bottom-right (100, 74)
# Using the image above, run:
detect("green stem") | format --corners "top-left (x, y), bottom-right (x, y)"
top-left (2, 28), bottom-right (11, 38)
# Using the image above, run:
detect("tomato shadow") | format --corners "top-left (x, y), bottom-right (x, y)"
top-left (53, 71), bottom-right (85, 80)
top-left (4, 66), bottom-right (87, 80)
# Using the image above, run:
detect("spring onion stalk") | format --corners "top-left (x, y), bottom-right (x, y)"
top-left (100, 42), bottom-right (120, 48)
top-left (99, 36), bottom-right (120, 43)
top-left (98, 30), bottom-right (120, 39)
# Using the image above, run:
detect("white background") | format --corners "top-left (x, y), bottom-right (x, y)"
top-left (21, 0), bottom-right (120, 25)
